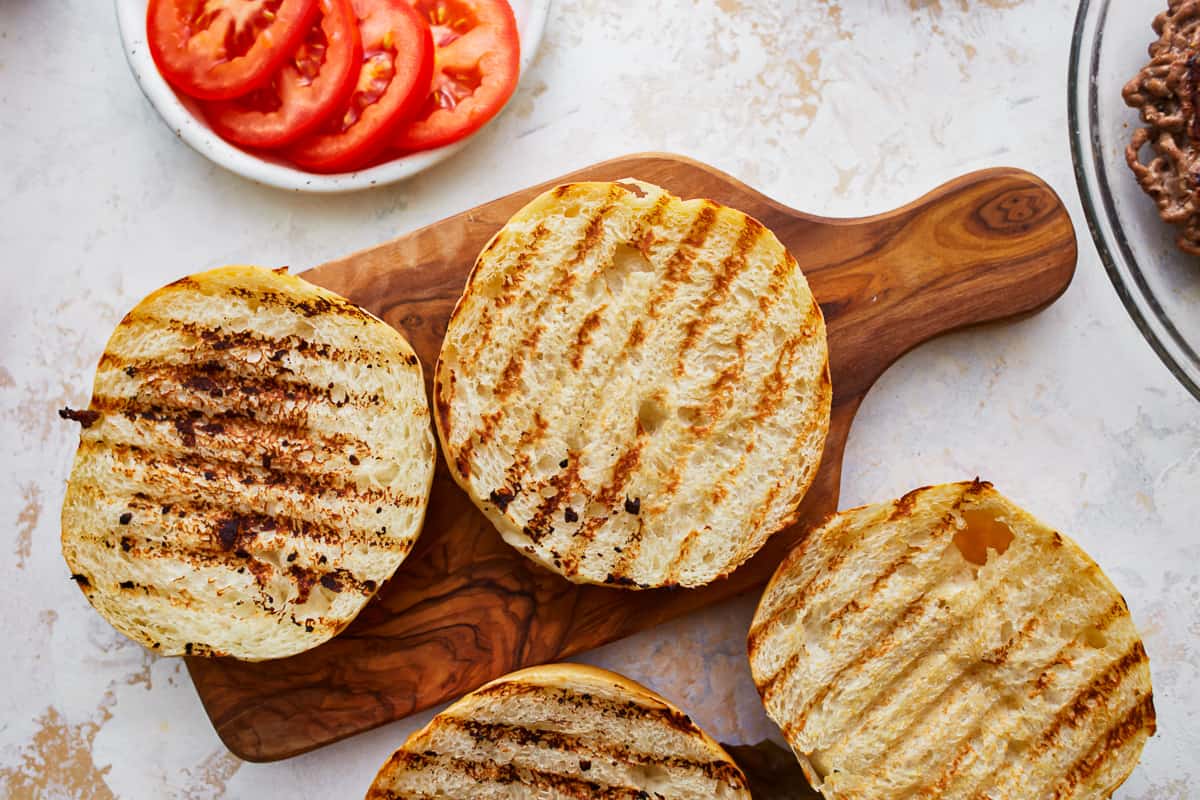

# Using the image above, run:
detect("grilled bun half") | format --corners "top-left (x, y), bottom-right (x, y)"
top-left (60, 265), bottom-right (436, 661)
top-left (365, 663), bottom-right (751, 799)
top-left (747, 480), bottom-right (1155, 799)
top-left (434, 180), bottom-right (831, 589)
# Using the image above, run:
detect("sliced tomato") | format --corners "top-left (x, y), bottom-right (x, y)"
top-left (287, 0), bottom-right (434, 173)
top-left (201, 0), bottom-right (363, 149)
top-left (148, 0), bottom-right (321, 100)
top-left (393, 0), bottom-right (520, 153)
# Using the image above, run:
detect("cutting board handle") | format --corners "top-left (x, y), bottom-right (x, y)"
top-left (776, 167), bottom-right (1077, 401)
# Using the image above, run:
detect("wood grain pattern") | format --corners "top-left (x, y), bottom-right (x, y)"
top-left (185, 153), bottom-right (1077, 762)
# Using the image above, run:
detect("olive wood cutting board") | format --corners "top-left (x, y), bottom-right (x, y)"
top-left (186, 153), bottom-right (1077, 762)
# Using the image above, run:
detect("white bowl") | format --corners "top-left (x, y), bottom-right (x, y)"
top-left (115, 0), bottom-right (551, 192)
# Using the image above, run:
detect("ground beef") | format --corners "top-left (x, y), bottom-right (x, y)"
top-left (1123, 0), bottom-right (1200, 255)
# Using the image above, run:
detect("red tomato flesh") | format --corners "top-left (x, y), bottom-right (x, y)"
top-left (201, 0), bottom-right (363, 149)
top-left (148, 0), bottom-right (321, 100)
top-left (287, 0), bottom-right (434, 173)
top-left (393, 0), bottom-right (520, 153)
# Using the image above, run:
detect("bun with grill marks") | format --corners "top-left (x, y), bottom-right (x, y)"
top-left (747, 480), bottom-right (1155, 800)
top-left (434, 179), bottom-right (831, 589)
top-left (365, 663), bottom-right (752, 799)
top-left (60, 265), bottom-right (436, 661)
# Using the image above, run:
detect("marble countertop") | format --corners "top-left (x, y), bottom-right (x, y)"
top-left (2, 0), bottom-right (1197, 797)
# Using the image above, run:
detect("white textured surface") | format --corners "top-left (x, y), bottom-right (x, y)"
top-left (1, 0), bottom-right (1196, 797)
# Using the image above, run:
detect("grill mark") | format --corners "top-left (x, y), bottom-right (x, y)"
top-left (491, 325), bottom-right (544, 403)
top-left (759, 252), bottom-right (798, 315)
top-left (94, 356), bottom-right (389, 423)
top-left (748, 513), bottom-right (836, 650)
top-left (954, 601), bottom-right (1137, 798)
top-left (1033, 599), bottom-right (1129, 692)
top-left (606, 516), bottom-right (645, 583)
top-left (84, 531), bottom-right (374, 599)
top-left (758, 652), bottom-right (800, 702)
top-left (564, 197), bottom-right (619, 269)
top-left (666, 528), bottom-right (705, 584)
top-left (545, 203), bottom-right (721, 578)
top-left (494, 226), bottom-right (551, 309)
top-left (569, 306), bottom-right (606, 369)
top-left (433, 718), bottom-right (747, 788)
top-left (815, 506), bottom-right (946, 638)
top-left (523, 458), bottom-right (582, 544)
top-left (94, 487), bottom-right (405, 552)
top-left (458, 223), bottom-right (553, 372)
top-left (375, 752), bottom-right (649, 800)
top-left (623, 319), bottom-right (645, 352)
top-left (631, 194), bottom-right (670, 252)
top-left (473, 682), bottom-right (704, 736)
top-left (861, 562), bottom-right (1089, 784)
top-left (672, 218), bottom-right (761, 378)
top-left (920, 730), bottom-right (976, 797)
top-left (747, 513), bottom-right (862, 660)
top-left (889, 485), bottom-right (933, 520)
top-left (912, 597), bottom-right (1128, 796)
top-left (96, 578), bottom-right (211, 620)
top-left (453, 436), bottom-right (474, 481)
top-left (1052, 693), bottom-right (1155, 798)
top-left (782, 594), bottom-right (936, 741)
top-left (1032, 642), bottom-right (1149, 754)
top-left (752, 303), bottom-right (823, 422)
top-left (624, 204), bottom-right (718, 344)
top-left (71, 524), bottom-right (371, 626)
top-left (781, 498), bottom-right (988, 739)
top-left (80, 439), bottom-right (421, 508)
top-left (559, 441), bottom-right (644, 575)
top-left (982, 616), bottom-right (1042, 667)
top-left (91, 394), bottom-right (373, 465)
top-left (489, 196), bottom-right (674, 510)
top-left (434, 371), bottom-right (455, 446)
top-left (687, 334), bottom-right (748, 435)
top-left (221, 284), bottom-right (378, 322)
top-left (103, 317), bottom-right (393, 368)
top-left (524, 410), bottom-right (550, 448)
top-left (462, 202), bottom-right (619, 450)
top-left (472, 410), bottom-right (503, 448)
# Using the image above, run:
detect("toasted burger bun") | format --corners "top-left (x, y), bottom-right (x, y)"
top-left (747, 480), bottom-right (1155, 799)
top-left (434, 180), bottom-right (831, 589)
top-left (366, 663), bottom-right (751, 799)
top-left (60, 266), bottom-right (435, 661)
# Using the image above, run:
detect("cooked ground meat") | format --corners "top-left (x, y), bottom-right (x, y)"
top-left (1123, 0), bottom-right (1200, 255)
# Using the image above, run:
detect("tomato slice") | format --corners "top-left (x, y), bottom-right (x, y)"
top-left (287, 0), bottom-right (434, 173)
top-left (201, 0), bottom-right (363, 149)
top-left (148, 0), bottom-right (321, 101)
top-left (393, 0), bottom-right (520, 153)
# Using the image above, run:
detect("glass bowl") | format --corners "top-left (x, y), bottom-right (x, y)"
top-left (1070, 0), bottom-right (1200, 400)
